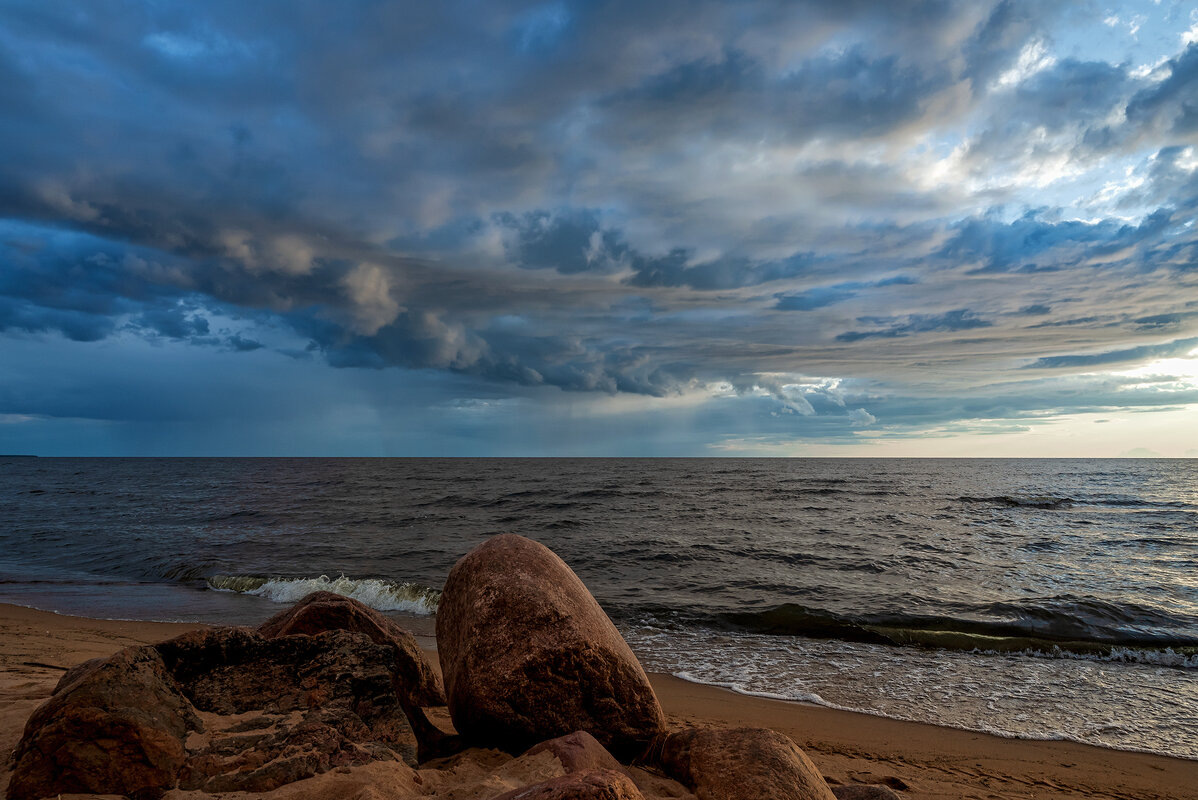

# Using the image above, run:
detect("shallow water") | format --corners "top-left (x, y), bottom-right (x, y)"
top-left (1, 457), bottom-right (1195, 758)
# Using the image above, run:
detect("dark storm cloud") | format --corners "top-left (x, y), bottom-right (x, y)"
top-left (226, 333), bottom-right (264, 352)
top-left (2, 0), bottom-right (1198, 451)
top-left (495, 209), bottom-right (626, 274)
top-left (1125, 43), bottom-right (1198, 136)
top-left (599, 45), bottom-right (952, 147)
top-left (128, 306), bottom-right (211, 341)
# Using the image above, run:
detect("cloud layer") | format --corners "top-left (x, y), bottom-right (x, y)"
top-left (2, 0), bottom-right (1197, 454)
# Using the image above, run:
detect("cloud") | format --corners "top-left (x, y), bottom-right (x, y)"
top-left (3, 0), bottom-right (1198, 453)
top-left (774, 276), bottom-right (916, 311)
top-left (495, 209), bottom-right (627, 274)
top-left (340, 262), bottom-right (402, 335)
top-left (848, 408), bottom-right (877, 426)
top-left (1023, 336), bottom-right (1198, 369)
top-left (836, 309), bottom-right (993, 342)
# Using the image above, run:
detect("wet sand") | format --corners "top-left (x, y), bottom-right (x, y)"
top-left (1, 603), bottom-right (1194, 799)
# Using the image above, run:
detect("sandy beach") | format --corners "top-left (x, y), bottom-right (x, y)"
top-left (1, 602), bottom-right (1193, 800)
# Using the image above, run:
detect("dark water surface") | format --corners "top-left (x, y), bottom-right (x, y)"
top-left (2, 458), bottom-right (1196, 758)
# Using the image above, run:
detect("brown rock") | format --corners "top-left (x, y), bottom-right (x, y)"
top-left (7, 622), bottom-right (426, 799)
top-left (525, 733), bottom-right (695, 799)
top-left (258, 590), bottom-right (445, 707)
top-left (436, 534), bottom-right (666, 760)
top-left (491, 768), bottom-right (646, 800)
top-left (157, 626), bottom-right (418, 790)
top-left (831, 785), bottom-right (903, 800)
top-left (7, 645), bottom-right (198, 800)
top-left (526, 730), bottom-right (630, 777)
top-left (257, 591), bottom-right (459, 761)
top-left (657, 727), bottom-right (836, 800)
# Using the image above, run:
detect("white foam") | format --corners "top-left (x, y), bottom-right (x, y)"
top-left (208, 574), bottom-right (440, 615)
top-left (672, 671), bottom-right (829, 706)
top-left (970, 644), bottom-right (1198, 669)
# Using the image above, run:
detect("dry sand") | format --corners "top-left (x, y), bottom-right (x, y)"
top-left (1, 603), bottom-right (1194, 800)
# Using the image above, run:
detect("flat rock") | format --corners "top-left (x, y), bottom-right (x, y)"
top-left (491, 768), bottom-right (646, 800)
top-left (436, 534), bottom-right (666, 760)
top-left (657, 727), bottom-right (836, 800)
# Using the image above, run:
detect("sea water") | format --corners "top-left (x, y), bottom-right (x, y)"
top-left (1, 457), bottom-right (1195, 758)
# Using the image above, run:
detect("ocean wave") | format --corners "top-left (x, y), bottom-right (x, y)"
top-left (955, 494), bottom-right (1198, 511)
top-left (973, 644), bottom-right (1198, 669)
top-left (716, 602), bottom-right (1198, 667)
top-left (955, 494), bottom-right (1074, 509)
top-left (206, 574), bottom-right (441, 615)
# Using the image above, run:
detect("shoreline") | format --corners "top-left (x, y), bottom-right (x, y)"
top-left (1, 603), bottom-right (1195, 798)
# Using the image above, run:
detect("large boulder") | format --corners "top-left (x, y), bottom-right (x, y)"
top-left (258, 590), bottom-right (444, 707)
top-left (657, 727), bottom-right (836, 800)
top-left (157, 625), bottom-right (419, 790)
top-left (436, 534), bottom-right (666, 760)
top-left (258, 591), bottom-right (457, 760)
top-left (7, 646), bottom-right (197, 800)
top-left (491, 769), bottom-right (647, 800)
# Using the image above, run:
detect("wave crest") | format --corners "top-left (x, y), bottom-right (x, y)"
top-left (207, 574), bottom-right (441, 615)
top-left (716, 602), bottom-right (1198, 667)
top-left (955, 495), bottom-right (1073, 509)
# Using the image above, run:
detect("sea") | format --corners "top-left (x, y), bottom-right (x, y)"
top-left (1, 457), bottom-right (1195, 760)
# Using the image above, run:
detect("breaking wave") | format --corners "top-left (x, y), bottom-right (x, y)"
top-left (716, 601), bottom-right (1198, 667)
top-left (207, 574), bottom-right (441, 615)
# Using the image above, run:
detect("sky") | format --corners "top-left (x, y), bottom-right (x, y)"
top-left (2, 0), bottom-right (1198, 456)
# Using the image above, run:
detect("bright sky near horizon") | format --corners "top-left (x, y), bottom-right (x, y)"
top-left (2, 0), bottom-right (1198, 456)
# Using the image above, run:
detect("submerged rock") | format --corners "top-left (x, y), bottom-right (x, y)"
top-left (657, 726), bottom-right (836, 800)
top-left (436, 534), bottom-right (667, 760)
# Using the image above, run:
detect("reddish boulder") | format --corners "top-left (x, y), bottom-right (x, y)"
top-left (158, 625), bottom-right (420, 787)
top-left (436, 534), bottom-right (666, 760)
top-left (258, 590), bottom-right (444, 706)
top-left (7, 645), bottom-right (197, 800)
top-left (491, 769), bottom-right (646, 800)
top-left (525, 730), bottom-right (630, 777)
top-left (657, 727), bottom-right (836, 800)
top-left (257, 591), bottom-right (457, 760)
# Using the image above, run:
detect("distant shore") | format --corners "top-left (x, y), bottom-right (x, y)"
top-left (1, 602), bottom-right (1193, 799)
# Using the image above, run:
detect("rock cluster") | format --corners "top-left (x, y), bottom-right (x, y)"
top-left (8, 599), bottom-right (446, 799)
top-left (7, 534), bottom-right (887, 800)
